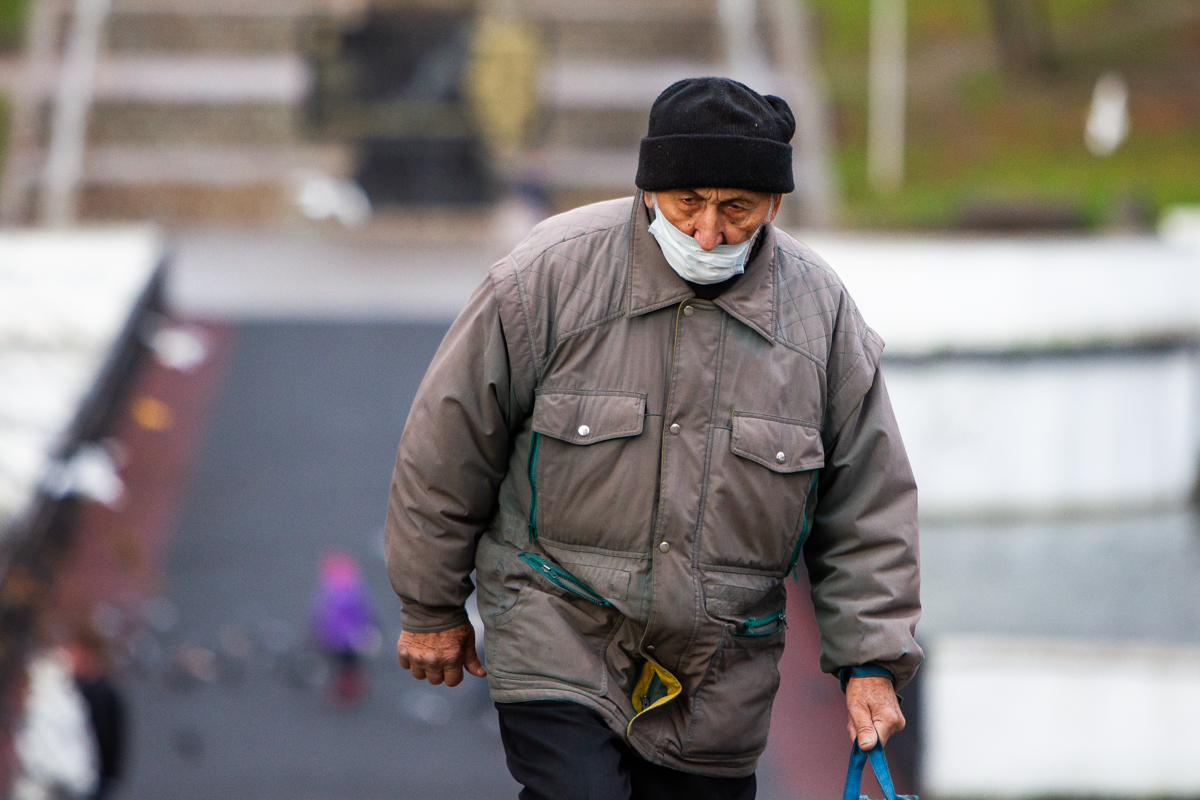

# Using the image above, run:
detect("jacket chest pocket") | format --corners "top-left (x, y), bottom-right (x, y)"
top-left (528, 390), bottom-right (656, 552)
top-left (699, 412), bottom-right (823, 573)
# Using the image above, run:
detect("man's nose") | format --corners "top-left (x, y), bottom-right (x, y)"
top-left (692, 213), bottom-right (722, 250)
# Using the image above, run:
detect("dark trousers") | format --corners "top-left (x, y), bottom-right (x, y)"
top-left (495, 700), bottom-right (757, 800)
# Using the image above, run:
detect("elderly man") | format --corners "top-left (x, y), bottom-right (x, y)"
top-left (384, 78), bottom-right (921, 800)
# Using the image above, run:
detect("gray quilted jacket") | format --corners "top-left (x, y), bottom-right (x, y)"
top-left (384, 193), bottom-right (921, 777)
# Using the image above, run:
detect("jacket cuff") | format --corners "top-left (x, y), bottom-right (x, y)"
top-left (400, 603), bottom-right (471, 634)
top-left (838, 663), bottom-right (895, 693)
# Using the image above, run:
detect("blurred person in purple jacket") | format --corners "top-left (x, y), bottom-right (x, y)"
top-left (311, 550), bottom-right (376, 705)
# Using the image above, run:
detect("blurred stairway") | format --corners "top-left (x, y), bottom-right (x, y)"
top-left (1, 0), bottom-right (361, 226)
top-left (526, 0), bottom-right (722, 212)
top-left (519, 0), bottom-right (837, 226)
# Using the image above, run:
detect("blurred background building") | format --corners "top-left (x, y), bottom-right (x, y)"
top-left (0, 0), bottom-right (1198, 798)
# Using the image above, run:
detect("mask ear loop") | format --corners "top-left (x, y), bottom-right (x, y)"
top-left (766, 195), bottom-right (780, 224)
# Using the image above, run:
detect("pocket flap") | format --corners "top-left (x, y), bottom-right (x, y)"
top-left (533, 391), bottom-right (646, 445)
top-left (731, 412), bottom-right (824, 473)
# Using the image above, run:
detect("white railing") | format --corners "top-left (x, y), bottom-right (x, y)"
top-left (0, 0), bottom-right (110, 227)
top-left (41, 0), bottom-right (111, 226)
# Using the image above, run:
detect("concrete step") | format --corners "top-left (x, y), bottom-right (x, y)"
top-left (16, 54), bottom-right (310, 105)
top-left (108, 0), bottom-right (358, 17)
top-left (8, 144), bottom-right (351, 225)
top-left (541, 60), bottom-right (715, 110)
top-left (86, 102), bottom-right (302, 145)
top-left (92, 56), bottom-right (310, 104)
top-left (536, 147), bottom-right (639, 192)
top-left (540, 106), bottom-right (647, 151)
top-left (535, 14), bottom-right (720, 62)
top-left (104, 12), bottom-right (302, 55)
top-left (81, 55), bottom-right (311, 146)
top-left (81, 144), bottom-right (351, 185)
top-left (19, 56), bottom-right (311, 144)
top-left (537, 59), bottom-right (738, 155)
top-left (78, 182), bottom-right (288, 225)
top-left (519, 0), bottom-right (718, 60)
top-left (520, 0), bottom-right (717, 24)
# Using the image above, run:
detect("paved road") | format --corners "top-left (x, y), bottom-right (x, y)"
top-left (121, 321), bottom-right (520, 800)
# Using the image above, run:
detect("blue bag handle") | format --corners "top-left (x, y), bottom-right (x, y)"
top-left (841, 739), bottom-right (917, 800)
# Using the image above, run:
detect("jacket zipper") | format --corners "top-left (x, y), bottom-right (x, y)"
top-left (518, 552), bottom-right (611, 607)
top-left (785, 471), bottom-right (821, 579)
top-left (735, 608), bottom-right (786, 638)
top-left (520, 437), bottom-right (609, 605)
top-left (650, 303), bottom-right (685, 544)
top-left (526, 431), bottom-right (541, 543)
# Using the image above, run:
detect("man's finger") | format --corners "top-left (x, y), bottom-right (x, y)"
top-left (443, 661), bottom-right (465, 687)
top-left (414, 652), bottom-right (447, 684)
top-left (872, 707), bottom-right (905, 746)
top-left (464, 638), bottom-right (487, 678)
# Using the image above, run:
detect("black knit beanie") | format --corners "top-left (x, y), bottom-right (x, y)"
top-left (635, 77), bottom-right (796, 194)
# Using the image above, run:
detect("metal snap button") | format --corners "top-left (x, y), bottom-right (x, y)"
top-left (669, 423), bottom-right (681, 435)
top-left (658, 541), bottom-right (670, 554)
top-left (645, 645), bottom-right (656, 654)
top-left (683, 305), bottom-right (694, 317)
top-left (578, 425), bottom-right (591, 436)
top-left (775, 451), bottom-right (786, 463)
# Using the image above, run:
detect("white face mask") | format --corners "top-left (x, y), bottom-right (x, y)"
top-left (647, 194), bottom-right (763, 285)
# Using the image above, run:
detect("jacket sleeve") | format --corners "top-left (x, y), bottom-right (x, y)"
top-left (804, 365), bottom-right (923, 688)
top-left (384, 276), bottom-right (524, 633)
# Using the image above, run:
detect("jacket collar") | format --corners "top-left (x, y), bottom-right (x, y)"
top-left (626, 190), bottom-right (777, 342)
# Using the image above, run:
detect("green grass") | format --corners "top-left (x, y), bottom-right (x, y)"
top-left (0, 0), bottom-right (26, 50)
top-left (838, 129), bottom-right (1200, 229)
top-left (805, 0), bottom-right (1200, 230)
top-left (0, 0), bottom-right (26, 188)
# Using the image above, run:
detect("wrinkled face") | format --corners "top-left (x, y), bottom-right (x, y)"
top-left (646, 187), bottom-right (782, 250)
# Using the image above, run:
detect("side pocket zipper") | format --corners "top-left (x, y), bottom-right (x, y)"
top-left (526, 431), bottom-right (541, 543)
top-left (735, 608), bottom-right (786, 638)
top-left (518, 552), bottom-right (612, 607)
top-left (786, 471), bottom-right (821, 579)
top-left (521, 432), bottom-right (610, 607)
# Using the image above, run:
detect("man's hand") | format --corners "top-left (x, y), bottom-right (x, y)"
top-left (396, 622), bottom-right (486, 687)
top-left (846, 676), bottom-right (905, 750)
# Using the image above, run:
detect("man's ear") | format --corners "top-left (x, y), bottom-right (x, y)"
top-left (643, 192), bottom-right (656, 209)
top-left (767, 194), bottom-right (783, 224)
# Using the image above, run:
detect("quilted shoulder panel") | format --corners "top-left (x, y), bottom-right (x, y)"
top-left (774, 232), bottom-right (846, 363)
top-left (774, 231), bottom-right (885, 432)
top-left (494, 196), bottom-right (634, 378)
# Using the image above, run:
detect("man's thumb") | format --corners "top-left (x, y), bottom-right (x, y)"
top-left (464, 637), bottom-right (487, 677)
top-left (857, 725), bottom-right (878, 750)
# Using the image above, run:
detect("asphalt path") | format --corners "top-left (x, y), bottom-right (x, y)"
top-left (120, 321), bottom-right (520, 800)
